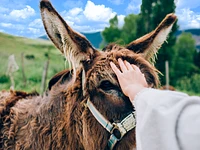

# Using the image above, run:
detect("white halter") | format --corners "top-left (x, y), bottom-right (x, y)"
top-left (82, 68), bottom-right (136, 149)
top-left (86, 99), bottom-right (136, 149)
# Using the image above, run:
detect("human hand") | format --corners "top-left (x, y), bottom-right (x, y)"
top-left (110, 58), bottom-right (148, 100)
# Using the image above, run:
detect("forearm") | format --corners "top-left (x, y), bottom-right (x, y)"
top-left (133, 88), bottom-right (200, 150)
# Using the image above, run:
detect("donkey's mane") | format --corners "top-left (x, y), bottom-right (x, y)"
top-left (102, 43), bottom-right (125, 52)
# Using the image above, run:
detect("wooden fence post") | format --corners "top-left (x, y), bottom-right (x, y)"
top-left (40, 57), bottom-right (50, 94)
top-left (21, 53), bottom-right (27, 87)
top-left (6, 54), bottom-right (19, 90)
top-left (165, 60), bottom-right (169, 90)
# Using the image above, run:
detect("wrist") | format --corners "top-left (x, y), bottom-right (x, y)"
top-left (124, 84), bottom-right (146, 101)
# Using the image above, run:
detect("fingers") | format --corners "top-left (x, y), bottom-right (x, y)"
top-left (110, 62), bottom-right (122, 76)
top-left (118, 58), bottom-right (128, 72)
top-left (131, 64), bottom-right (140, 72)
top-left (124, 60), bottom-right (134, 71)
top-left (110, 58), bottom-right (141, 74)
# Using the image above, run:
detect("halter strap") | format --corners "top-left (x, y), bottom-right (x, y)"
top-left (86, 99), bottom-right (136, 149)
top-left (86, 99), bottom-right (113, 132)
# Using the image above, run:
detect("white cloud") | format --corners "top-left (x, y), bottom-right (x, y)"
top-left (83, 1), bottom-right (116, 22)
top-left (29, 19), bottom-right (43, 28)
top-left (175, 0), bottom-right (200, 30)
top-left (28, 28), bottom-right (41, 34)
top-left (27, 27), bottom-right (46, 38)
top-left (0, 23), bottom-right (13, 28)
top-left (61, 9), bottom-right (83, 25)
top-left (176, 8), bottom-right (200, 29)
top-left (108, 0), bottom-right (124, 5)
top-left (0, 23), bottom-right (25, 30)
top-left (9, 5), bottom-right (35, 20)
top-left (117, 15), bottom-right (125, 28)
top-left (176, 0), bottom-right (200, 9)
top-left (58, 1), bottom-right (127, 34)
top-left (68, 7), bottom-right (83, 16)
top-left (126, 0), bottom-right (141, 14)
top-left (60, 1), bottom-right (121, 33)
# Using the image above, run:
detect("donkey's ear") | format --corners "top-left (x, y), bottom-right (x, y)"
top-left (126, 13), bottom-right (177, 63)
top-left (40, 0), bottom-right (95, 69)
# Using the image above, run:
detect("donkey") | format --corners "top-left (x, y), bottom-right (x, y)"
top-left (0, 0), bottom-right (177, 149)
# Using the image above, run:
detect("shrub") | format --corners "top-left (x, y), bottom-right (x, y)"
top-left (176, 74), bottom-right (200, 93)
top-left (0, 75), bottom-right (9, 83)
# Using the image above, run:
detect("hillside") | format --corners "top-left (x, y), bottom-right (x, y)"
top-left (0, 32), bottom-right (66, 92)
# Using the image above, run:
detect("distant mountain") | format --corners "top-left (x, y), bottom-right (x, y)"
top-left (82, 32), bottom-right (103, 48)
top-left (175, 29), bottom-right (200, 36)
top-left (38, 35), bottom-right (49, 40)
top-left (39, 29), bottom-right (200, 50)
top-left (39, 32), bottom-right (103, 49)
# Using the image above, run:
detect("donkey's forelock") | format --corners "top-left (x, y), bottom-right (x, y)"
top-left (84, 47), bottom-right (160, 94)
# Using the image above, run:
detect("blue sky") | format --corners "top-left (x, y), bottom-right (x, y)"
top-left (0, 0), bottom-right (199, 38)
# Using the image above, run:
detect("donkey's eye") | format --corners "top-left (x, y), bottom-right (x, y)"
top-left (99, 80), bottom-right (115, 91)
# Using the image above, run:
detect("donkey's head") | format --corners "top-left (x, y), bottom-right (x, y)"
top-left (40, 0), bottom-right (176, 149)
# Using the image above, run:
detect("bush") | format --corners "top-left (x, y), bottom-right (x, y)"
top-left (0, 75), bottom-right (9, 83)
top-left (25, 54), bottom-right (35, 60)
top-left (176, 74), bottom-right (200, 93)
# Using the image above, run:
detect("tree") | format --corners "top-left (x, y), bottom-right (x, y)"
top-left (171, 32), bottom-right (197, 84)
top-left (101, 15), bottom-right (122, 45)
top-left (139, 0), bottom-right (154, 36)
top-left (121, 14), bottom-right (140, 44)
top-left (101, 14), bottom-right (141, 47)
top-left (102, 0), bottom-right (179, 85)
top-left (194, 50), bottom-right (200, 68)
top-left (139, 0), bottom-right (178, 85)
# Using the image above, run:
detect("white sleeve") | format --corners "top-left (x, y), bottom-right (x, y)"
top-left (133, 88), bottom-right (200, 150)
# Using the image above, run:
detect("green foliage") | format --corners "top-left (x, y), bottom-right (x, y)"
top-left (101, 0), bottom-right (199, 95)
top-left (194, 50), bottom-right (200, 68)
top-left (140, 0), bottom-right (177, 34)
top-left (176, 74), bottom-right (200, 94)
top-left (101, 15), bottom-right (122, 44)
top-left (101, 14), bottom-right (141, 46)
top-left (121, 14), bottom-right (140, 44)
top-left (139, 0), bottom-right (178, 85)
top-left (102, 0), bottom-right (178, 83)
top-left (175, 33), bottom-right (196, 60)
top-left (0, 75), bottom-right (9, 83)
top-left (171, 32), bottom-right (198, 85)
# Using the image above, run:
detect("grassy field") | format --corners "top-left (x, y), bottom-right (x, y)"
top-left (0, 32), bottom-right (68, 93)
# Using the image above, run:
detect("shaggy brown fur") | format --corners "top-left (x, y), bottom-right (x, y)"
top-left (160, 85), bottom-right (176, 91)
top-left (0, 0), bottom-right (177, 149)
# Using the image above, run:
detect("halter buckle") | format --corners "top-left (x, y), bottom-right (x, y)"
top-left (111, 112), bottom-right (136, 140)
top-left (111, 123), bottom-right (126, 140)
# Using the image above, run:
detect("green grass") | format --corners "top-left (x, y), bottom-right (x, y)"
top-left (0, 32), bottom-right (68, 93)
